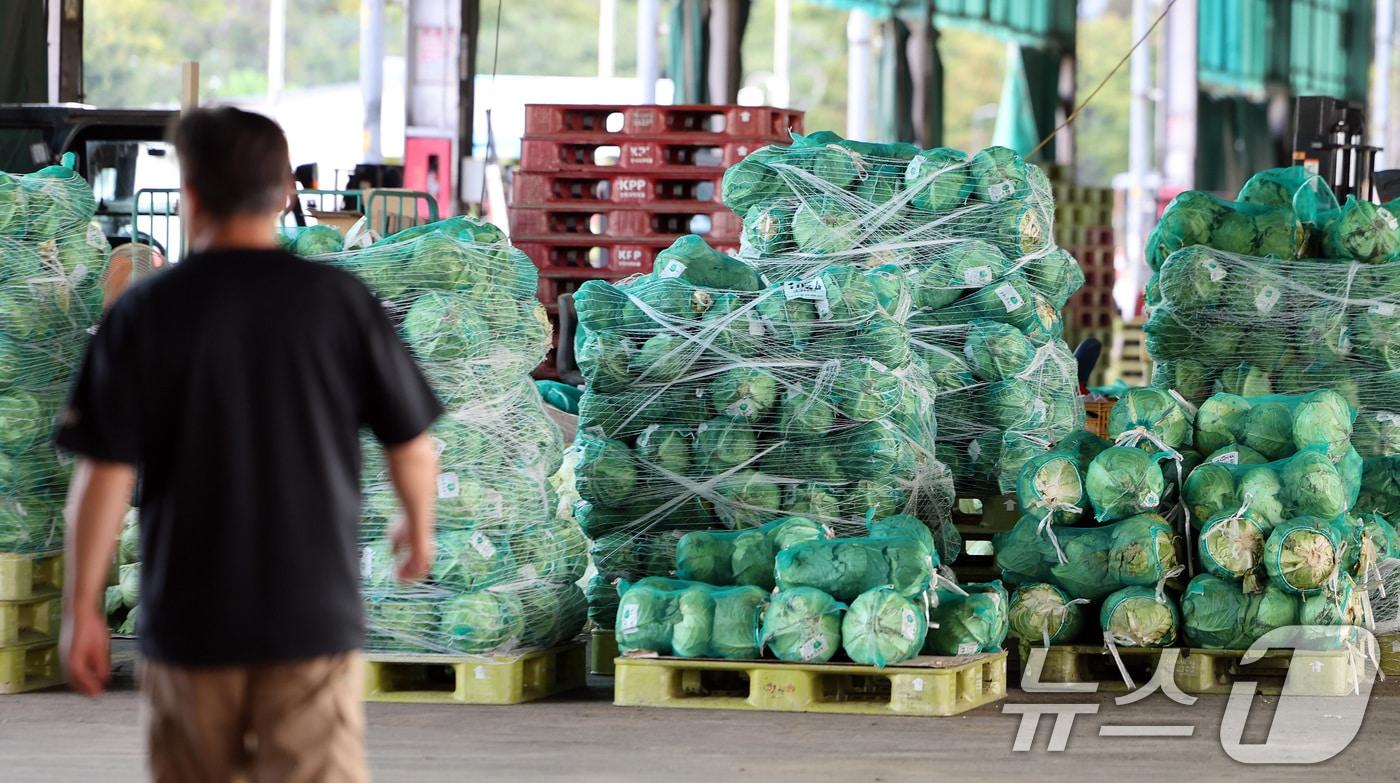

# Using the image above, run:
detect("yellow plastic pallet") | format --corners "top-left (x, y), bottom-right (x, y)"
top-left (1379, 633), bottom-right (1400, 676)
top-left (0, 592), bottom-right (60, 647)
top-left (0, 551), bottom-right (62, 602)
top-left (590, 629), bottom-right (618, 677)
top-left (0, 641), bottom-right (65, 695)
top-left (1015, 642), bottom-right (1366, 696)
top-left (614, 652), bottom-right (1006, 717)
top-left (363, 641), bottom-right (586, 705)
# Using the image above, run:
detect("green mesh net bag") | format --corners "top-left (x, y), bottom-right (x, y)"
top-left (925, 581), bottom-right (1009, 655)
top-left (774, 535), bottom-right (935, 602)
top-left (674, 515), bottom-right (832, 589)
top-left (840, 586), bottom-right (928, 666)
top-left (1008, 583), bottom-right (1085, 646)
top-left (615, 580), bottom-right (771, 659)
top-left (760, 587), bottom-right (846, 663)
top-left (1084, 446), bottom-right (1167, 523)
top-left (1100, 585), bottom-right (1180, 648)
top-left (1263, 516), bottom-right (1344, 595)
top-left (994, 512), bottom-right (1179, 600)
top-left (1181, 573), bottom-right (1299, 649)
top-left (1196, 507), bottom-right (1269, 582)
top-left (1183, 447), bottom-right (1357, 528)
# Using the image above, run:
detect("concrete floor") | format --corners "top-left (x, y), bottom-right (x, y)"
top-left (2, 670), bottom-right (1398, 782)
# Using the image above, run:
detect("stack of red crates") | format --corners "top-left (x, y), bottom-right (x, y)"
top-left (510, 104), bottom-right (803, 376)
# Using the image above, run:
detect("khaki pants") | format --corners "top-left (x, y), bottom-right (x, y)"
top-left (141, 652), bottom-right (368, 783)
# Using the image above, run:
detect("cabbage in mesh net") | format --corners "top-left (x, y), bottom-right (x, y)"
top-left (925, 581), bottom-right (1009, 655)
top-left (1264, 516), bottom-right (1343, 594)
top-left (1007, 583), bottom-right (1084, 645)
top-left (760, 587), bottom-right (845, 663)
top-left (1100, 586), bottom-right (1179, 648)
top-left (841, 587), bottom-right (927, 666)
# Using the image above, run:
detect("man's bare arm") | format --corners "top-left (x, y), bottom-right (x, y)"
top-left (385, 433), bottom-right (437, 581)
top-left (62, 459), bottom-right (136, 696)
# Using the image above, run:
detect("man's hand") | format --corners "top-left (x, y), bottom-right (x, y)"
top-left (385, 433), bottom-right (437, 584)
top-left (62, 605), bottom-right (111, 697)
top-left (390, 514), bottom-right (433, 582)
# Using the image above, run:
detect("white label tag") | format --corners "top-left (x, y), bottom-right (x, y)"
top-left (1382, 210), bottom-right (1400, 231)
top-left (963, 266), bottom-right (993, 287)
top-left (468, 530), bottom-right (497, 559)
top-left (799, 637), bottom-right (825, 661)
top-left (658, 259), bottom-right (687, 279)
top-left (994, 284), bottom-right (1025, 313)
top-left (1254, 286), bottom-right (1280, 314)
top-left (912, 677), bottom-right (925, 692)
top-left (1371, 302), bottom-right (1399, 317)
top-left (619, 604), bottom-right (640, 632)
top-left (987, 181), bottom-right (1014, 202)
top-left (1204, 259), bottom-right (1227, 282)
top-left (436, 472), bottom-right (460, 499)
top-left (360, 546), bottom-right (374, 579)
top-left (957, 642), bottom-right (978, 656)
top-left (968, 440), bottom-right (983, 463)
top-left (747, 315), bottom-right (764, 336)
top-left (474, 665), bottom-right (488, 680)
top-left (783, 278), bottom-right (831, 319)
top-left (1211, 451), bottom-right (1239, 465)
top-left (901, 609), bottom-right (918, 641)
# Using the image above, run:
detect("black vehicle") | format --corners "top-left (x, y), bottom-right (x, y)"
top-left (0, 103), bottom-right (179, 248)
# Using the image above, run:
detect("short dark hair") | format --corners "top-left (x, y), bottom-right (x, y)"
top-left (172, 107), bottom-right (291, 217)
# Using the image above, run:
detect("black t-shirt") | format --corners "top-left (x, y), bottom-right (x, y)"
top-left (56, 248), bottom-right (442, 666)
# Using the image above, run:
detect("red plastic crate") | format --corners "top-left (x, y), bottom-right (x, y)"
top-left (515, 237), bottom-right (739, 277)
top-left (510, 206), bottom-right (742, 242)
top-left (519, 137), bottom-right (780, 174)
top-left (523, 104), bottom-right (802, 141)
top-left (512, 171), bottom-right (726, 207)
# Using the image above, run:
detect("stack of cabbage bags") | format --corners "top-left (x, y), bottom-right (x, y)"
top-left (0, 158), bottom-right (108, 556)
top-left (571, 228), bottom-right (956, 629)
top-left (998, 382), bottom-right (1393, 651)
top-left (996, 387), bottom-right (1191, 648)
top-left (1180, 387), bottom-right (1389, 647)
top-left (614, 512), bottom-right (1008, 666)
top-left (331, 216), bottom-right (588, 655)
top-left (105, 509), bottom-right (141, 634)
top-left (1146, 167), bottom-right (1400, 523)
top-left (723, 131), bottom-right (1085, 495)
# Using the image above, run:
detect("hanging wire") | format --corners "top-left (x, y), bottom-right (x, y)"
top-left (1028, 0), bottom-right (1179, 160)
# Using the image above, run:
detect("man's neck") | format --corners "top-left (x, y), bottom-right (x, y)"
top-left (189, 213), bottom-right (281, 253)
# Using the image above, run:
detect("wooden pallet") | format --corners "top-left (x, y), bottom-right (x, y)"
top-left (0, 641), bottom-right (65, 695)
top-left (613, 652), bottom-right (1006, 717)
top-left (0, 592), bottom-right (60, 647)
top-left (1108, 318), bottom-right (1150, 386)
top-left (950, 496), bottom-right (1018, 583)
top-left (363, 642), bottom-right (587, 705)
top-left (0, 551), bottom-right (62, 602)
top-left (1083, 398), bottom-right (1115, 439)
top-left (1015, 641), bottom-right (1368, 696)
top-left (590, 629), bottom-right (619, 677)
